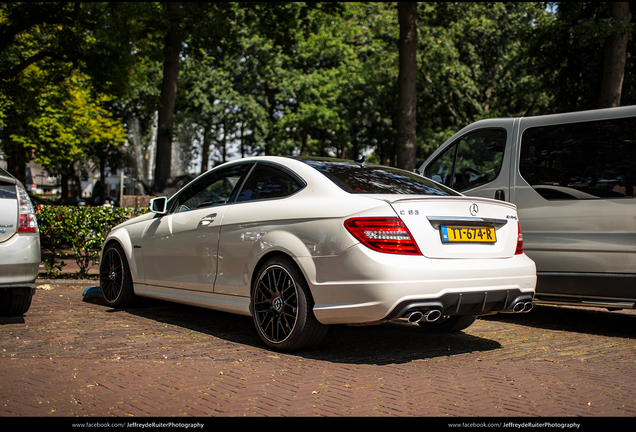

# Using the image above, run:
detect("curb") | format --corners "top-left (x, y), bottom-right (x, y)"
top-left (36, 278), bottom-right (98, 286)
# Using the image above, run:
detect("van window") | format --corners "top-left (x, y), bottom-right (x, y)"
top-left (519, 117), bottom-right (636, 200)
top-left (424, 129), bottom-right (506, 192)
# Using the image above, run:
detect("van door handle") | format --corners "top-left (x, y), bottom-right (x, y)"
top-left (494, 190), bottom-right (505, 201)
top-left (199, 213), bottom-right (217, 227)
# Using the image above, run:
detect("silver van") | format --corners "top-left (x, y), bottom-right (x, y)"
top-left (419, 106), bottom-right (636, 310)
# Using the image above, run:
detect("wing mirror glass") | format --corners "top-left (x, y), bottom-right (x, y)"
top-left (149, 197), bottom-right (168, 215)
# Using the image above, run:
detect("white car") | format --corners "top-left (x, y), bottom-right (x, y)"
top-left (0, 167), bottom-right (40, 317)
top-left (100, 157), bottom-right (536, 351)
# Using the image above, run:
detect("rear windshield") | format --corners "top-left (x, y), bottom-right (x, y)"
top-left (0, 183), bottom-right (16, 199)
top-left (299, 158), bottom-right (460, 196)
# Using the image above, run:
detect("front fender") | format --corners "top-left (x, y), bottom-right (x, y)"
top-left (102, 228), bottom-right (142, 282)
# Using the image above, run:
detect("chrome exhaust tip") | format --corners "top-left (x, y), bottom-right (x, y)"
top-left (508, 301), bottom-right (534, 313)
top-left (422, 309), bottom-right (442, 322)
top-left (407, 311), bottom-right (424, 323)
top-left (406, 309), bottom-right (442, 323)
top-left (512, 301), bottom-right (526, 313)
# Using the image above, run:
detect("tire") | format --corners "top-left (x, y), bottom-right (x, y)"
top-left (418, 315), bottom-right (476, 333)
top-left (0, 288), bottom-right (33, 317)
top-left (100, 243), bottom-right (138, 307)
top-left (252, 256), bottom-right (328, 351)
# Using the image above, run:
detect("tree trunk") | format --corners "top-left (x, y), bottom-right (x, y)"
top-left (60, 173), bottom-right (69, 205)
top-left (5, 139), bottom-right (28, 184)
top-left (154, 2), bottom-right (183, 192)
top-left (264, 79), bottom-right (277, 156)
top-left (200, 122), bottom-right (212, 175)
top-left (598, 2), bottom-right (631, 109)
top-left (129, 117), bottom-right (146, 182)
top-left (396, 2), bottom-right (417, 171)
top-left (99, 155), bottom-right (106, 204)
top-left (221, 120), bottom-right (228, 163)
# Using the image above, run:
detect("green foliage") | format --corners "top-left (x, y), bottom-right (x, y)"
top-left (532, 2), bottom-right (636, 111)
top-left (6, 70), bottom-right (127, 194)
top-left (173, 2), bottom-right (399, 167)
top-left (416, 2), bottom-right (554, 157)
top-left (3, 1), bottom-right (631, 181)
top-left (36, 205), bottom-right (148, 278)
top-left (170, 2), bottom-right (555, 169)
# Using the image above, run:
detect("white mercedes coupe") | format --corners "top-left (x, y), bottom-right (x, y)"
top-left (100, 156), bottom-right (536, 351)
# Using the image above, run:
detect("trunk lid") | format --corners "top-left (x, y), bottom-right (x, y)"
top-left (388, 196), bottom-right (519, 259)
top-left (0, 182), bottom-right (18, 243)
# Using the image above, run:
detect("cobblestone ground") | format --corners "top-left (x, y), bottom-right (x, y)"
top-left (1, 283), bottom-right (635, 424)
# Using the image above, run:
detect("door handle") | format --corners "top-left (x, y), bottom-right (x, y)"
top-left (494, 190), bottom-right (505, 201)
top-left (199, 213), bottom-right (217, 227)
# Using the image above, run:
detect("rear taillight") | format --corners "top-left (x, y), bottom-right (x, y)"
top-left (515, 221), bottom-right (523, 255)
top-left (17, 186), bottom-right (38, 232)
top-left (344, 217), bottom-right (421, 255)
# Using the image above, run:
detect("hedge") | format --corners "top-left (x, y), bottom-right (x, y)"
top-left (36, 205), bottom-right (148, 278)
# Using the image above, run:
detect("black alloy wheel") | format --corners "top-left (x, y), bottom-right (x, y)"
top-left (100, 243), bottom-right (137, 307)
top-left (252, 256), bottom-right (327, 351)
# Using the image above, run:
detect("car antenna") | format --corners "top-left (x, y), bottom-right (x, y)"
top-left (355, 155), bottom-right (366, 167)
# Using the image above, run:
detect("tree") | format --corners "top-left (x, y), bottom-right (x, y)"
top-left (150, 2), bottom-right (318, 189)
top-left (154, 2), bottom-right (184, 191)
top-left (598, 2), bottom-right (632, 108)
top-left (0, 2), bottom-right (141, 94)
top-left (9, 71), bottom-right (126, 203)
top-left (3, 1), bottom-right (574, 187)
top-left (0, 2), bottom-right (146, 182)
top-left (396, 2), bottom-right (417, 171)
top-left (416, 2), bottom-right (553, 159)
top-left (532, 2), bottom-right (636, 112)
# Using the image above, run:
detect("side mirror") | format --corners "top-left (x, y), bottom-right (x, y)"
top-left (149, 197), bottom-right (168, 215)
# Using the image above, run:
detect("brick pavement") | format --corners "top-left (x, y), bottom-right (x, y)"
top-left (1, 281), bottom-right (636, 423)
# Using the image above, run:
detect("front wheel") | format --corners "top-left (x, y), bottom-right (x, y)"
top-left (418, 315), bottom-right (476, 333)
top-left (100, 243), bottom-right (138, 307)
top-left (252, 256), bottom-right (327, 351)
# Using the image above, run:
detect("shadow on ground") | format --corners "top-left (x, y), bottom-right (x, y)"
top-left (484, 304), bottom-right (636, 339)
top-left (83, 293), bottom-right (501, 365)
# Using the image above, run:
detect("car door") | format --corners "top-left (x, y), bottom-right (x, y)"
top-left (421, 119), bottom-right (515, 201)
top-left (213, 162), bottom-right (306, 297)
top-left (513, 114), bottom-right (636, 299)
top-left (141, 163), bottom-right (253, 292)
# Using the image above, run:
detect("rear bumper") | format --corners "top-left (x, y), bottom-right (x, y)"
top-left (384, 289), bottom-right (534, 322)
top-left (0, 233), bottom-right (40, 287)
top-left (301, 245), bottom-right (536, 325)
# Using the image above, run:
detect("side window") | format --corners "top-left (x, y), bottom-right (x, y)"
top-left (173, 164), bottom-right (251, 212)
top-left (425, 129), bottom-right (506, 192)
top-left (519, 117), bottom-right (636, 200)
top-left (424, 143), bottom-right (456, 188)
top-left (236, 164), bottom-right (304, 202)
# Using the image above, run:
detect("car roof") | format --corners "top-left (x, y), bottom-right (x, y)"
top-left (0, 167), bottom-right (18, 184)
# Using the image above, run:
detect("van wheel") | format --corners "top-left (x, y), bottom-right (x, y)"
top-left (418, 315), bottom-right (476, 333)
top-left (252, 256), bottom-right (328, 351)
top-left (0, 288), bottom-right (33, 317)
top-left (100, 243), bottom-right (138, 307)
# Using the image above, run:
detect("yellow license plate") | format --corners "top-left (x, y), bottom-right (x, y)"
top-left (441, 225), bottom-right (496, 243)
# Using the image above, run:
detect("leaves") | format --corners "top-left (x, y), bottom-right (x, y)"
top-left (9, 70), bottom-right (127, 181)
top-left (37, 205), bottom-right (148, 278)
top-left (4, 1), bottom-right (628, 178)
